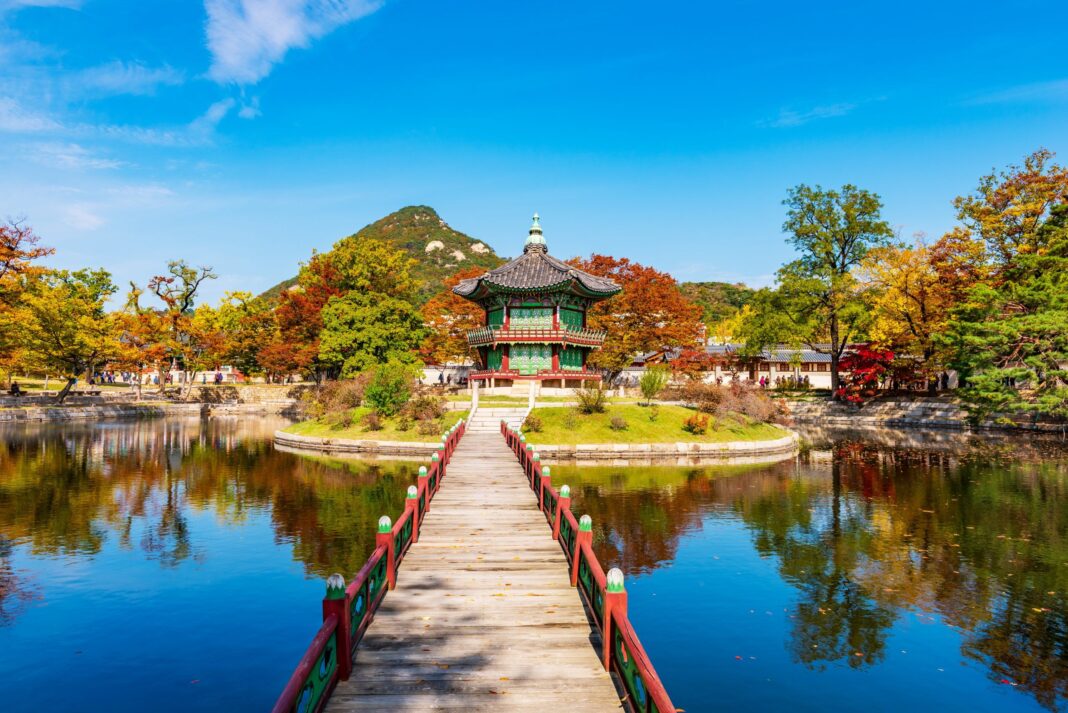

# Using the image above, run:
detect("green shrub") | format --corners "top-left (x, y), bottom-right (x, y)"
top-left (364, 361), bottom-right (414, 417)
top-left (576, 385), bottom-right (607, 414)
top-left (416, 419), bottom-right (439, 436)
top-left (609, 416), bottom-right (628, 431)
top-left (523, 413), bottom-right (543, 432)
top-left (648, 404), bottom-right (660, 422)
top-left (397, 415), bottom-right (412, 431)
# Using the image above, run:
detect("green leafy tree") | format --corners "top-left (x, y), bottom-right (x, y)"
top-left (214, 292), bottom-right (277, 378)
top-left (945, 205), bottom-right (1068, 425)
top-left (639, 365), bottom-right (670, 404)
top-left (21, 268), bottom-right (118, 402)
top-left (364, 360), bottom-right (418, 416)
top-left (741, 185), bottom-right (894, 396)
top-left (318, 293), bottom-right (425, 377)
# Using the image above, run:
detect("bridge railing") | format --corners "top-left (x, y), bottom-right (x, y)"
top-left (502, 421), bottom-right (677, 713)
top-left (272, 417), bottom-right (467, 713)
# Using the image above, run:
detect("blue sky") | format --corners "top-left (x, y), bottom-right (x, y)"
top-left (2, 0), bottom-right (1067, 301)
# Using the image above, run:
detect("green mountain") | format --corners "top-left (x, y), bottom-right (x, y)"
top-left (679, 281), bottom-right (755, 325)
top-left (260, 206), bottom-right (506, 304)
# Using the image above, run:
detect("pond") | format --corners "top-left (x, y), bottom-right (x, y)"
top-left (0, 417), bottom-right (421, 712)
top-left (554, 427), bottom-right (1068, 713)
top-left (1, 418), bottom-right (1065, 712)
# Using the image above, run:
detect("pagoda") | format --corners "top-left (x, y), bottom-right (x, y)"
top-left (453, 214), bottom-right (621, 395)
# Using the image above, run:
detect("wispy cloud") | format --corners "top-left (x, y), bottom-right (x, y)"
top-left (63, 202), bottom-right (104, 230)
top-left (0, 94), bottom-right (235, 146)
top-left (0, 0), bottom-right (82, 10)
top-left (71, 61), bottom-right (185, 97)
top-left (27, 141), bottom-right (124, 169)
top-left (761, 102), bottom-right (857, 129)
top-left (0, 97), bottom-right (60, 131)
top-left (964, 79), bottom-right (1068, 106)
top-left (204, 0), bottom-right (382, 84)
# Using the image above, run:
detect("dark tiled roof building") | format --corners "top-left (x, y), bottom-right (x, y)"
top-left (454, 215), bottom-right (620, 388)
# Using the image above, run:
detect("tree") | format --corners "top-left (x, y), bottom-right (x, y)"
top-left (568, 255), bottom-right (703, 383)
top-left (276, 237), bottom-right (417, 382)
top-left (639, 365), bottom-right (670, 404)
top-left (859, 239), bottom-right (954, 387)
top-left (743, 185), bottom-right (894, 396)
top-left (938, 150), bottom-right (1068, 425)
top-left (145, 261), bottom-right (217, 398)
top-left (21, 269), bottom-right (118, 402)
top-left (419, 266), bottom-right (485, 374)
top-left (0, 219), bottom-right (53, 386)
top-left (114, 284), bottom-right (167, 400)
top-left (214, 292), bottom-right (276, 378)
top-left (318, 292), bottom-right (425, 377)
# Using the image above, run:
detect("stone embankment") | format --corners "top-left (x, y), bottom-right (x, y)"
top-left (272, 430), bottom-right (444, 458)
top-left (787, 397), bottom-right (1065, 433)
top-left (0, 384), bottom-right (308, 423)
top-left (532, 431), bottom-right (800, 465)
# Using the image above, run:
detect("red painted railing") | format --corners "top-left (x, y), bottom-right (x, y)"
top-left (466, 325), bottom-right (608, 348)
top-left (502, 421), bottom-right (677, 713)
top-left (272, 418), bottom-right (467, 713)
top-left (468, 368), bottom-right (602, 381)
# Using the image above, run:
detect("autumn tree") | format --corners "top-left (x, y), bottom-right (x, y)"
top-left (568, 255), bottom-right (703, 383)
top-left (21, 269), bottom-right (118, 402)
top-left (214, 292), bottom-right (276, 378)
top-left (114, 284), bottom-right (167, 400)
top-left (742, 184), bottom-right (894, 396)
top-left (145, 261), bottom-right (217, 397)
top-left (419, 266), bottom-right (485, 375)
top-left (0, 219), bottom-right (54, 385)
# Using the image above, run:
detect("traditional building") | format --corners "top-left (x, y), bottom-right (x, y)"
top-left (453, 214), bottom-right (621, 396)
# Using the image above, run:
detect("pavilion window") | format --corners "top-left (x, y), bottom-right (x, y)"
top-left (510, 307), bottom-right (553, 329)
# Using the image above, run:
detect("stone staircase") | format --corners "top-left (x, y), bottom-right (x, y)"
top-left (466, 406), bottom-right (529, 433)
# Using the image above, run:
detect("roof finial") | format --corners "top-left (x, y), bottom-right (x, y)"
top-left (524, 212), bottom-right (546, 253)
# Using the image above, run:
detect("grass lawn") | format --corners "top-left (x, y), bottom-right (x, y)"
top-left (521, 404), bottom-right (789, 445)
top-left (284, 407), bottom-right (459, 442)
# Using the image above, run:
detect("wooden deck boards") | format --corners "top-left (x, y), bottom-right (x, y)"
top-left (325, 432), bottom-right (624, 712)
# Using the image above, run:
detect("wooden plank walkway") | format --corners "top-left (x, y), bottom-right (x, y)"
top-left (325, 431), bottom-right (624, 712)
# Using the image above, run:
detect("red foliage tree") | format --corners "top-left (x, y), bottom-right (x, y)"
top-left (835, 345), bottom-right (895, 403)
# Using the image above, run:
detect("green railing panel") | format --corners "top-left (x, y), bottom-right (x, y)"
top-left (613, 626), bottom-right (654, 713)
top-left (292, 630), bottom-right (337, 713)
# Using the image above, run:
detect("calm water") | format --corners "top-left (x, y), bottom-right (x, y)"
top-left (557, 428), bottom-right (1068, 713)
top-left (0, 417), bottom-right (421, 712)
top-left (1, 419), bottom-right (1066, 712)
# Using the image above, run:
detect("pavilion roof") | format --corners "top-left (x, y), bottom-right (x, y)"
top-left (453, 215), bottom-right (620, 301)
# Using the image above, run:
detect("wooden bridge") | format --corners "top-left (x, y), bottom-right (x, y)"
top-left (273, 418), bottom-right (675, 712)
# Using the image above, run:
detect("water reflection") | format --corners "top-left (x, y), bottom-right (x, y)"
top-left (0, 417), bottom-right (423, 712)
top-left (556, 431), bottom-right (1068, 712)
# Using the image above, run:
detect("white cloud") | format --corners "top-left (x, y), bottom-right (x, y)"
top-left (72, 61), bottom-right (185, 97)
top-left (238, 96), bottom-right (261, 119)
top-left (762, 103), bottom-right (857, 129)
top-left (0, 97), bottom-right (60, 132)
top-left (28, 142), bottom-right (124, 169)
top-left (0, 0), bottom-right (82, 9)
top-left (204, 0), bottom-right (382, 84)
top-left (63, 202), bottom-right (104, 230)
top-left (965, 79), bottom-right (1068, 106)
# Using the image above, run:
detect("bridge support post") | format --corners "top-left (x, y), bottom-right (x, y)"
top-left (603, 568), bottom-right (627, 670)
top-left (324, 574), bottom-right (353, 680)
top-left (377, 516), bottom-right (397, 590)
top-left (572, 515), bottom-right (592, 586)
top-left (539, 465), bottom-right (551, 512)
top-left (554, 485), bottom-right (570, 541)
top-left (406, 486), bottom-right (419, 543)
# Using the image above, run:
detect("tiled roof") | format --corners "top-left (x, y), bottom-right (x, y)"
top-left (704, 343), bottom-right (833, 363)
top-left (453, 247), bottom-right (620, 298)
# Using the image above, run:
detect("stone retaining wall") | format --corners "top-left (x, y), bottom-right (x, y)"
top-left (272, 430), bottom-right (442, 457)
top-left (787, 398), bottom-right (1065, 433)
top-left (531, 431), bottom-right (799, 464)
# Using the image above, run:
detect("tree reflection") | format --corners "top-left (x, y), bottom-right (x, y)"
top-left (0, 418), bottom-right (416, 625)
top-left (558, 440), bottom-right (1068, 711)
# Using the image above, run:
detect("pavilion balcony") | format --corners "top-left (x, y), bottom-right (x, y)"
top-left (468, 368), bottom-right (602, 381)
top-left (466, 325), bottom-right (608, 348)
